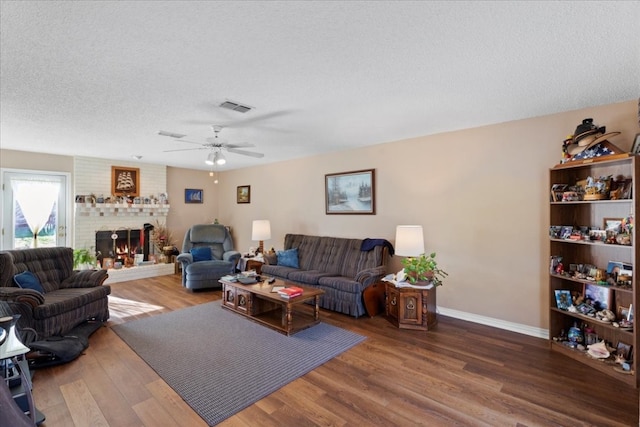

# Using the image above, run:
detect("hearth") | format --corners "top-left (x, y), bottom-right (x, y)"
top-left (95, 223), bottom-right (153, 264)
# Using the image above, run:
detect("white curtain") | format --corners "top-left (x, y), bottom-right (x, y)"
top-left (11, 178), bottom-right (60, 247)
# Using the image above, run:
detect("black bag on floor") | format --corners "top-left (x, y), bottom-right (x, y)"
top-left (27, 321), bottom-right (102, 369)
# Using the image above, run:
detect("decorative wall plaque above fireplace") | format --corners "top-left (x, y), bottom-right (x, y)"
top-left (112, 166), bottom-right (140, 197)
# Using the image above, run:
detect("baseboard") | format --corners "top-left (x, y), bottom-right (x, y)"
top-left (437, 306), bottom-right (549, 339)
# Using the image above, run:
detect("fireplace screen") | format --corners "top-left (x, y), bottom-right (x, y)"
top-left (95, 224), bottom-right (152, 265)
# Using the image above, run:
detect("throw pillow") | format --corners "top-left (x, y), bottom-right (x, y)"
top-left (191, 247), bottom-right (213, 262)
top-left (277, 248), bottom-right (299, 268)
top-left (13, 271), bottom-right (45, 293)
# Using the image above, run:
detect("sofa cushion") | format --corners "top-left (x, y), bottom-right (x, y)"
top-left (260, 264), bottom-right (298, 279)
top-left (317, 276), bottom-right (366, 294)
top-left (277, 248), bottom-right (299, 268)
top-left (13, 271), bottom-right (45, 293)
top-left (185, 260), bottom-right (234, 279)
top-left (5, 247), bottom-right (75, 292)
top-left (34, 286), bottom-right (111, 320)
top-left (191, 247), bottom-right (213, 262)
top-left (287, 270), bottom-right (333, 285)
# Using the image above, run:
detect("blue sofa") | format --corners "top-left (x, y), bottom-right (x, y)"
top-left (261, 234), bottom-right (389, 317)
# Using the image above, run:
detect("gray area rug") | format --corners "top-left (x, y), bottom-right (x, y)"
top-left (112, 301), bottom-right (365, 425)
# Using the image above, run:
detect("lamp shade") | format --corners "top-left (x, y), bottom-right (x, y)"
top-left (0, 315), bottom-right (30, 359)
top-left (395, 225), bottom-right (424, 257)
top-left (214, 151), bottom-right (226, 165)
top-left (205, 152), bottom-right (215, 165)
top-left (252, 220), bottom-right (271, 241)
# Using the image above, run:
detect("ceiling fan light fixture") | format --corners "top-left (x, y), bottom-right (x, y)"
top-left (205, 152), bottom-right (215, 165)
top-left (214, 151), bottom-right (226, 165)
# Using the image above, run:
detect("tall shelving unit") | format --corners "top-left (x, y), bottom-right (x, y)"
top-left (549, 156), bottom-right (639, 388)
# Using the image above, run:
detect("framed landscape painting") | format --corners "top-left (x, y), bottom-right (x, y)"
top-left (325, 169), bottom-right (375, 214)
top-left (237, 185), bottom-right (250, 204)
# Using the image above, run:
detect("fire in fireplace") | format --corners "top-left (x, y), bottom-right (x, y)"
top-left (95, 224), bottom-right (153, 265)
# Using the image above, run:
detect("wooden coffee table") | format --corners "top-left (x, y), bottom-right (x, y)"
top-left (219, 278), bottom-right (325, 335)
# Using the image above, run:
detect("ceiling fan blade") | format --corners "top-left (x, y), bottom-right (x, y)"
top-left (223, 110), bottom-right (293, 127)
top-left (177, 139), bottom-right (206, 145)
top-left (184, 109), bottom-right (294, 127)
top-left (226, 147), bottom-right (265, 158)
top-left (225, 142), bottom-right (255, 149)
top-left (162, 147), bottom-right (207, 153)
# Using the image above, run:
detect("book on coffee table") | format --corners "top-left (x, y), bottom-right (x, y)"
top-left (277, 286), bottom-right (303, 298)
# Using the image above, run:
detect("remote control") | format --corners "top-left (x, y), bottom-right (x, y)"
top-left (268, 277), bottom-right (275, 284)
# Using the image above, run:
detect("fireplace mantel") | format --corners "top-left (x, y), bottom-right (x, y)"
top-left (75, 203), bottom-right (170, 217)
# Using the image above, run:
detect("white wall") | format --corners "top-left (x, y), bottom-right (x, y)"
top-left (73, 157), bottom-right (168, 250)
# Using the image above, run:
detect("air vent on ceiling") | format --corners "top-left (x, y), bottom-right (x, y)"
top-left (219, 100), bottom-right (252, 113)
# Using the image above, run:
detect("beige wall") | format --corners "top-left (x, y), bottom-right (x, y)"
top-left (166, 167), bottom-right (221, 249)
top-left (216, 100), bottom-right (638, 333)
top-left (0, 149), bottom-right (74, 172)
top-left (1, 99), bottom-right (637, 334)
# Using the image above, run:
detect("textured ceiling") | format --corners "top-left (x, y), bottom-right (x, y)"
top-left (1, 1), bottom-right (638, 171)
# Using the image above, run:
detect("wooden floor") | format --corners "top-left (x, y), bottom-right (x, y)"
top-left (31, 274), bottom-right (638, 427)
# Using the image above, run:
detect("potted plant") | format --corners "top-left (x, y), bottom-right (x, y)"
top-left (73, 248), bottom-right (96, 270)
top-left (401, 252), bottom-right (448, 286)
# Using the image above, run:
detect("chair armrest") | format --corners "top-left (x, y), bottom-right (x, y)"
top-left (61, 269), bottom-right (109, 288)
top-left (0, 288), bottom-right (45, 308)
top-left (355, 266), bottom-right (387, 286)
top-left (176, 253), bottom-right (193, 266)
top-left (223, 251), bottom-right (241, 264)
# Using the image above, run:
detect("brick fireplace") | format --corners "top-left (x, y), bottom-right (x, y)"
top-left (73, 157), bottom-right (173, 283)
top-left (95, 224), bottom-right (153, 264)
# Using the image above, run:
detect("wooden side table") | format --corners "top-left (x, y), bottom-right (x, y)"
top-left (246, 259), bottom-right (264, 274)
top-left (385, 282), bottom-right (437, 331)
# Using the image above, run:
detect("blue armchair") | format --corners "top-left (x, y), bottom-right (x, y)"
top-left (176, 224), bottom-right (241, 290)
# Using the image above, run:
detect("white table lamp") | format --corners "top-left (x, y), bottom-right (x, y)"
top-left (252, 220), bottom-right (271, 254)
top-left (0, 315), bottom-right (29, 359)
top-left (395, 225), bottom-right (424, 257)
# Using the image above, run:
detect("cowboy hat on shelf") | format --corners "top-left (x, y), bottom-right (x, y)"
top-left (566, 118), bottom-right (621, 156)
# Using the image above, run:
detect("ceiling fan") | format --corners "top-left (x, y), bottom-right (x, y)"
top-left (159, 125), bottom-right (264, 165)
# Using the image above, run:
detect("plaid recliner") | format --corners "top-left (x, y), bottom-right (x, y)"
top-left (0, 247), bottom-right (110, 339)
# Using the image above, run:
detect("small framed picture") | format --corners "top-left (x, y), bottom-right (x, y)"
top-left (550, 184), bottom-right (568, 202)
top-left (576, 302), bottom-right (596, 315)
top-left (611, 178), bottom-right (633, 200)
top-left (237, 185), bottom-right (250, 203)
top-left (549, 225), bottom-right (562, 239)
top-left (617, 305), bottom-right (632, 322)
top-left (603, 218), bottom-right (623, 232)
top-left (554, 290), bottom-right (572, 310)
top-left (185, 188), bottom-right (203, 204)
top-left (559, 225), bottom-right (573, 239)
top-left (616, 341), bottom-right (633, 361)
top-left (584, 283), bottom-right (612, 310)
top-left (102, 258), bottom-right (114, 270)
